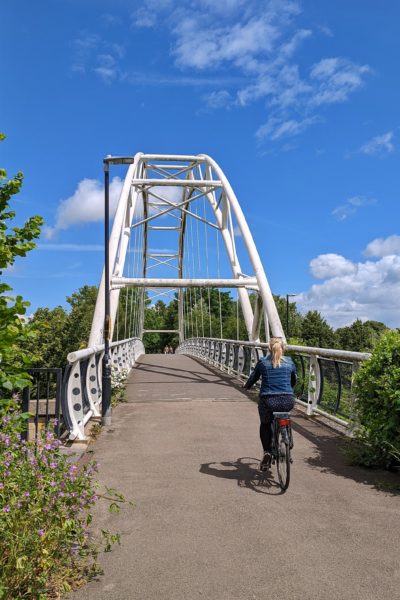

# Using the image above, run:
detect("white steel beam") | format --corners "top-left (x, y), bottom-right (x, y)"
top-left (112, 277), bottom-right (258, 289)
top-left (131, 179), bottom-right (222, 187)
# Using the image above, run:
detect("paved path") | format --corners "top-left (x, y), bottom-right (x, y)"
top-left (72, 354), bottom-right (399, 600)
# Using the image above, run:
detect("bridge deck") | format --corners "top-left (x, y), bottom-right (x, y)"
top-left (72, 354), bottom-right (399, 600)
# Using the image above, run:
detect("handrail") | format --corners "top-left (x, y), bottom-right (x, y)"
top-left (177, 337), bottom-right (370, 428)
top-left (64, 337), bottom-right (145, 440)
top-left (67, 337), bottom-right (136, 363)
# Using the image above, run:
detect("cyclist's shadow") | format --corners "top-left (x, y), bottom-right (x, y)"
top-left (199, 457), bottom-right (285, 495)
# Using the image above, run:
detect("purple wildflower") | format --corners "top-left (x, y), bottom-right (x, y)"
top-left (3, 506), bottom-right (10, 513)
top-left (50, 481), bottom-right (57, 488)
top-left (38, 529), bottom-right (45, 537)
top-left (50, 462), bottom-right (57, 469)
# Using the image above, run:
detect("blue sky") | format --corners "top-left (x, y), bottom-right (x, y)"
top-left (2, 0), bottom-right (400, 327)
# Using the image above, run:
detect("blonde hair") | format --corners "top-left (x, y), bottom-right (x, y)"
top-left (269, 337), bottom-right (286, 368)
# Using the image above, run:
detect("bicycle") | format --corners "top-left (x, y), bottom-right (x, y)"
top-left (265, 411), bottom-right (293, 491)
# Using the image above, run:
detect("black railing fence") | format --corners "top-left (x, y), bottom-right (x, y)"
top-left (22, 368), bottom-right (64, 443)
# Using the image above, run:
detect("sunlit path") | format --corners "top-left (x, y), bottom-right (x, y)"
top-left (70, 354), bottom-right (399, 600)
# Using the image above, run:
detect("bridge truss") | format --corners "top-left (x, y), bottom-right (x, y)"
top-left (63, 153), bottom-right (369, 440)
top-left (89, 153), bottom-right (284, 348)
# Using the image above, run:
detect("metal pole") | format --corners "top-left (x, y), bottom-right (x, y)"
top-left (286, 294), bottom-right (289, 338)
top-left (102, 160), bottom-right (112, 426)
top-left (286, 294), bottom-right (296, 340)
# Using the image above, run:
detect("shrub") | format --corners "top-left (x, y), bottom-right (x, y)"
top-left (350, 331), bottom-right (400, 468)
top-left (0, 399), bottom-right (128, 599)
top-left (111, 368), bottom-right (128, 406)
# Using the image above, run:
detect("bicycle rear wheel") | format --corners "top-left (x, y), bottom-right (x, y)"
top-left (276, 427), bottom-right (290, 491)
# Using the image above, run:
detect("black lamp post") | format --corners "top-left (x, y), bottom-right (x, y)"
top-left (102, 158), bottom-right (112, 426)
top-left (286, 294), bottom-right (297, 339)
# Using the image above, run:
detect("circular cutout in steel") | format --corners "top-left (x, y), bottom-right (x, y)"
top-left (73, 403), bottom-right (81, 411)
top-left (72, 387), bottom-right (80, 396)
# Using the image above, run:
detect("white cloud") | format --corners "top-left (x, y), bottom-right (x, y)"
top-left (71, 33), bottom-right (125, 83)
top-left (359, 131), bottom-right (395, 156)
top-left (332, 195), bottom-right (376, 221)
top-left (364, 234), bottom-right (400, 257)
top-left (131, 0), bottom-right (175, 27)
top-left (93, 54), bottom-right (117, 83)
top-left (122, 72), bottom-right (248, 86)
top-left (309, 57), bottom-right (370, 106)
top-left (45, 177), bottom-right (123, 238)
top-left (105, 1), bottom-right (370, 142)
top-left (257, 116), bottom-right (318, 141)
top-left (203, 90), bottom-right (232, 109)
top-left (172, 15), bottom-right (281, 71)
top-left (310, 254), bottom-right (356, 279)
top-left (297, 248), bottom-right (400, 327)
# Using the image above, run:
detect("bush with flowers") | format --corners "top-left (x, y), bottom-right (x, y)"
top-left (111, 368), bottom-right (128, 406)
top-left (0, 398), bottom-right (128, 599)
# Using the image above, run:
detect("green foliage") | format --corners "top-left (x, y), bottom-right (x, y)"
top-left (301, 310), bottom-right (336, 348)
top-left (0, 134), bottom-right (43, 392)
top-left (273, 294), bottom-right (303, 340)
top-left (349, 331), bottom-right (400, 468)
top-left (336, 319), bottom-right (389, 352)
top-left (22, 306), bottom-right (69, 368)
top-left (64, 286), bottom-right (98, 351)
top-left (22, 286), bottom-right (98, 369)
top-left (0, 401), bottom-right (131, 598)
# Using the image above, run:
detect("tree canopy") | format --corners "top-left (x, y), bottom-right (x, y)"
top-left (0, 134), bottom-right (43, 391)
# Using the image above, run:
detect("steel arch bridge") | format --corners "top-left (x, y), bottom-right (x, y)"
top-left (62, 153), bottom-right (369, 440)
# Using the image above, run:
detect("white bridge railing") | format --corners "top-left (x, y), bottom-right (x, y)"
top-left (177, 337), bottom-right (370, 428)
top-left (63, 337), bottom-right (144, 440)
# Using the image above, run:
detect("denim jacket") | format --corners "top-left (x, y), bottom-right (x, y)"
top-left (244, 355), bottom-right (296, 396)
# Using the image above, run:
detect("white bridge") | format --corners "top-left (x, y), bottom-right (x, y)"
top-left (62, 153), bottom-right (369, 440)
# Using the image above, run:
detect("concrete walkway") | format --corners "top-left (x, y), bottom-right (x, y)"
top-left (72, 354), bottom-right (399, 600)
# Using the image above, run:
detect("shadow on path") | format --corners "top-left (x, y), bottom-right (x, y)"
top-left (292, 414), bottom-right (400, 495)
top-left (199, 457), bottom-right (285, 495)
top-left (129, 359), bottom-right (248, 390)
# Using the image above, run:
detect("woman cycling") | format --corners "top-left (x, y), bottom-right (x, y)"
top-left (244, 337), bottom-right (296, 470)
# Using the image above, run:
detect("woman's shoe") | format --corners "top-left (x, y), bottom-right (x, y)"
top-left (259, 452), bottom-right (271, 471)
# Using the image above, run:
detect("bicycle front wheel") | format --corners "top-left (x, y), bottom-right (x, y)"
top-left (276, 428), bottom-right (290, 491)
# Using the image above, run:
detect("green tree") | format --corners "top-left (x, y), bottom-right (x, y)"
top-left (0, 134), bottom-right (43, 391)
top-left (63, 285), bottom-right (98, 352)
top-left (350, 330), bottom-right (400, 468)
top-left (274, 295), bottom-right (303, 341)
top-left (300, 310), bottom-right (335, 348)
top-left (335, 319), bottom-right (389, 352)
top-left (23, 306), bottom-right (69, 368)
